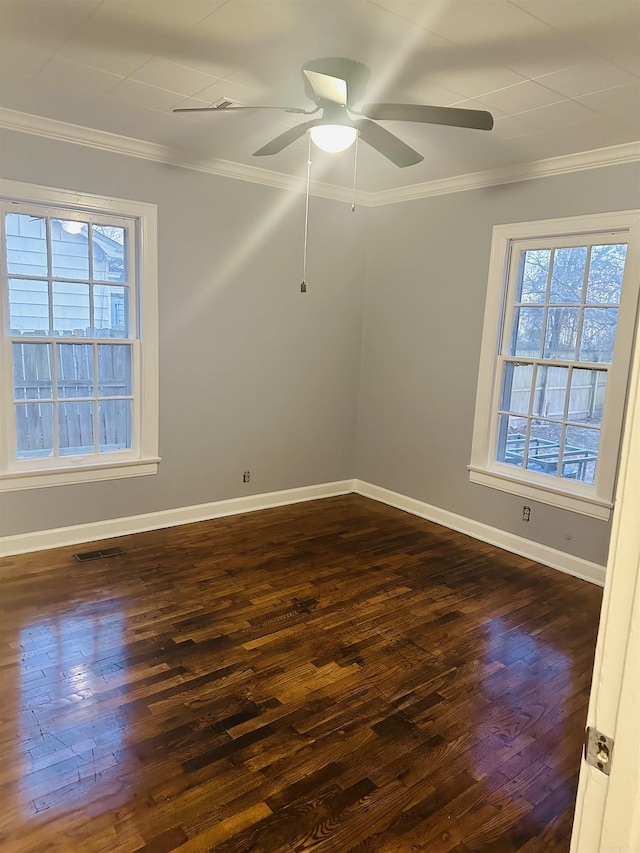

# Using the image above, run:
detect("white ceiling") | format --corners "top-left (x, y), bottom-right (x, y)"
top-left (0, 0), bottom-right (638, 193)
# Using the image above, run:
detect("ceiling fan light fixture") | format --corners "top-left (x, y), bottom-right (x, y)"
top-left (309, 124), bottom-right (357, 153)
top-left (177, 57), bottom-right (493, 166)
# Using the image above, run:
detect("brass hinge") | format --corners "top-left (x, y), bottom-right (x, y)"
top-left (584, 727), bottom-right (614, 775)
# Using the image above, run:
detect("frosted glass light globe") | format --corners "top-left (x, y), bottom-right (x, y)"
top-left (309, 125), bottom-right (357, 153)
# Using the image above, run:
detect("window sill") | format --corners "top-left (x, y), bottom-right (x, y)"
top-left (0, 457), bottom-right (161, 492)
top-left (468, 465), bottom-right (612, 521)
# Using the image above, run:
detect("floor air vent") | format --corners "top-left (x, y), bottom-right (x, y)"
top-left (74, 546), bottom-right (124, 562)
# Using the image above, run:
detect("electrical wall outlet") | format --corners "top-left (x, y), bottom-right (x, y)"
top-left (243, 470), bottom-right (250, 483)
top-left (522, 505), bottom-right (531, 522)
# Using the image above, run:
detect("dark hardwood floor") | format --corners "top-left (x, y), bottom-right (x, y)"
top-left (0, 495), bottom-right (602, 852)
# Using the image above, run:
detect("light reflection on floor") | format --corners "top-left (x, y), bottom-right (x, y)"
top-left (17, 605), bottom-right (127, 817)
top-left (473, 616), bottom-right (572, 783)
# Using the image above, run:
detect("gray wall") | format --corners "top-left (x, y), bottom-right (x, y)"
top-left (1, 127), bottom-right (638, 568)
top-left (0, 129), bottom-right (366, 536)
top-left (357, 162), bottom-right (640, 566)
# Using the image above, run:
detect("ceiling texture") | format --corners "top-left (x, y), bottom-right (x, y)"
top-left (0, 0), bottom-right (638, 196)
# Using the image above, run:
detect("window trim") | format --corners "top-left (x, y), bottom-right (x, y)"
top-left (0, 179), bottom-right (159, 491)
top-left (469, 210), bottom-right (640, 521)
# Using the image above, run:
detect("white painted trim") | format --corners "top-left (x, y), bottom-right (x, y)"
top-left (0, 475), bottom-right (605, 585)
top-left (0, 179), bottom-right (160, 490)
top-left (354, 480), bottom-right (606, 586)
top-left (1, 108), bottom-right (638, 206)
top-left (0, 176), bottom-right (158, 217)
top-left (368, 142), bottom-right (640, 205)
top-left (469, 468), bottom-right (612, 521)
top-left (0, 480), bottom-right (357, 557)
top-left (469, 210), bottom-right (640, 522)
top-left (0, 108), bottom-right (364, 206)
top-left (570, 221), bottom-right (640, 849)
top-left (0, 458), bottom-right (160, 492)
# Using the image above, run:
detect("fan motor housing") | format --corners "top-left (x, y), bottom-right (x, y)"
top-left (302, 57), bottom-right (370, 107)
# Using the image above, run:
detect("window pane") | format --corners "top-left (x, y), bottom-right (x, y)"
top-left (569, 368), bottom-right (607, 427)
top-left (15, 402), bottom-right (54, 459)
top-left (57, 344), bottom-right (94, 399)
top-left (92, 226), bottom-right (127, 283)
top-left (527, 420), bottom-right (563, 476)
top-left (99, 400), bottom-right (132, 451)
top-left (561, 426), bottom-right (599, 484)
top-left (587, 244), bottom-right (627, 304)
top-left (98, 345), bottom-right (132, 396)
top-left (512, 307), bottom-right (543, 357)
top-left (58, 401), bottom-right (94, 455)
top-left (500, 362), bottom-right (533, 415)
top-left (518, 249), bottom-right (549, 303)
top-left (93, 285), bottom-right (128, 338)
top-left (9, 278), bottom-right (49, 335)
top-left (51, 219), bottom-right (89, 279)
top-left (579, 308), bottom-right (618, 363)
top-left (544, 307), bottom-right (579, 360)
top-left (532, 365), bottom-right (569, 419)
top-left (5, 213), bottom-right (48, 276)
top-left (52, 281), bottom-right (90, 335)
top-left (549, 246), bottom-right (587, 303)
top-left (12, 343), bottom-right (53, 400)
top-left (496, 414), bottom-right (528, 468)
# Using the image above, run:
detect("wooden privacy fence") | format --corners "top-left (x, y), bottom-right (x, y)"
top-left (508, 368), bottom-right (606, 422)
top-left (12, 339), bottom-right (131, 455)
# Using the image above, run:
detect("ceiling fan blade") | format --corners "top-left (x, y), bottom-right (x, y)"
top-left (361, 103), bottom-right (494, 131)
top-left (174, 106), bottom-right (312, 114)
top-left (303, 69), bottom-right (348, 105)
top-left (253, 119), bottom-right (320, 157)
top-left (351, 119), bottom-right (423, 168)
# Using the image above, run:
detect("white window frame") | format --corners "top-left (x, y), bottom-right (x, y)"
top-left (469, 210), bottom-right (640, 521)
top-left (0, 179), bottom-right (159, 491)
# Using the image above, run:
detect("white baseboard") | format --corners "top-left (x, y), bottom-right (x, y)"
top-left (354, 480), bottom-right (606, 587)
top-left (1, 478), bottom-right (607, 586)
top-left (0, 480), bottom-right (357, 557)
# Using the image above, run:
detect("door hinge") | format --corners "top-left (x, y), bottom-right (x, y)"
top-left (584, 726), bottom-right (614, 775)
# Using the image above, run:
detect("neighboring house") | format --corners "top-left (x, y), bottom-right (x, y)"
top-left (7, 215), bottom-right (126, 336)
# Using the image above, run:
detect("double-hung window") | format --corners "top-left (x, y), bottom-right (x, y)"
top-left (0, 180), bottom-right (159, 491)
top-left (470, 211), bottom-right (640, 520)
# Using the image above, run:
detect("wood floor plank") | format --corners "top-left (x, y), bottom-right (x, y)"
top-left (0, 495), bottom-right (601, 852)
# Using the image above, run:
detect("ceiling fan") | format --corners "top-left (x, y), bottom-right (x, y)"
top-left (174, 57), bottom-right (494, 168)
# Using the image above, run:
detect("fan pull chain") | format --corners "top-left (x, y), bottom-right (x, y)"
top-left (301, 134), bottom-right (312, 293)
top-left (351, 132), bottom-right (359, 212)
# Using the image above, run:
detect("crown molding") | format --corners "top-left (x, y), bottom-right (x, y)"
top-left (369, 141), bottom-right (640, 205)
top-left (1, 107), bottom-right (638, 206)
top-left (0, 108), bottom-right (367, 205)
